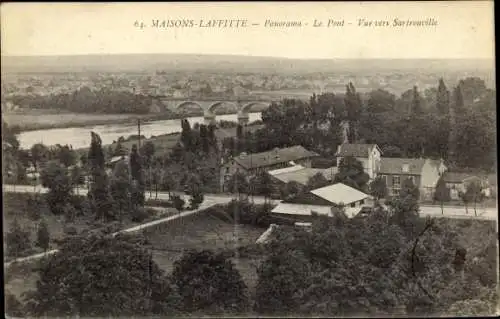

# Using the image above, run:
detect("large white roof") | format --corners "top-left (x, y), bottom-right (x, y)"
top-left (268, 164), bottom-right (305, 176)
top-left (310, 183), bottom-right (370, 205)
top-left (271, 202), bottom-right (332, 216)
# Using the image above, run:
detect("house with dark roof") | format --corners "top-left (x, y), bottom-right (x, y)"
top-left (335, 143), bottom-right (382, 179)
top-left (378, 157), bottom-right (446, 200)
top-left (219, 145), bottom-right (319, 192)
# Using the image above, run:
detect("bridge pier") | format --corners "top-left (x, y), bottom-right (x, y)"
top-left (204, 111), bottom-right (217, 126)
top-left (237, 110), bottom-right (249, 125)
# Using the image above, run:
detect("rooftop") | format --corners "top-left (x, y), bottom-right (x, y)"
top-left (379, 157), bottom-right (427, 175)
top-left (336, 143), bottom-right (380, 158)
top-left (233, 145), bottom-right (319, 170)
top-left (442, 172), bottom-right (482, 183)
top-left (271, 202), bottom-right (333, 216)
top-left (310, 183), bottom-right (370, 205)
top-left (270, 166), bottom-right (336, 185)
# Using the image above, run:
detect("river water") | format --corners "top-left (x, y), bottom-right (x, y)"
top-left (18, 112), bottom-right (262, 150)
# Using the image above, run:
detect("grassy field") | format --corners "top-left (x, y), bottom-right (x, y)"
top-left (142, 210), bottom-right (267, 294)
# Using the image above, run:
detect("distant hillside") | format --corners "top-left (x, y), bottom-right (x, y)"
top-left (1, 54), bottom-right (495, 75)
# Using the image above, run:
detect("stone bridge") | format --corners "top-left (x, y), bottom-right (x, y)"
top-left (149, 96), bottom-right (276, 125)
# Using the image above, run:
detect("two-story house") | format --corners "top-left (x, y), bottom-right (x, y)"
top-left (378, 157), bottom-right (446, 200)
top-left (335, 143), bottom-right (382, 180)
top-left (219, 145), bottom-right (319, 192)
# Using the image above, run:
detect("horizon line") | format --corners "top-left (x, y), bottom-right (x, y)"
top-left (1, 53), bottom-right (494, 61)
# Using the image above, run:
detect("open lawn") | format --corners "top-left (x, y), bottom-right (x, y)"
top-left (142, 209), bottom-right (267, 293)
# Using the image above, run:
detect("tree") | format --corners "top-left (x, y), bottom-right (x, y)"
top-left (40, 161), bottom-right (73, 216)
top-left (398, 178), bottom-right (419, 202)
top-left (6, 219), bottom-right (31, 257)
top-left (452, 84), bottom-right (465, 114)
top-left (24, 234), bottom-right (181, 317)
top-left (110, 160), bottom-right (132, 222)
top-left (141, 141), bottom-right (156, 199)
top-left (71, 166), bottom-right (85, 194)
top-left (255, 249), bottom-right (312, 315)
top-left (458, 190), bottom-right (470, 214)
top-left (57, 144), bottom-right (76, 168)
top-left (255, 170), bottom-right (274, 202)
top-left (30, 143), bottom-right (49, 174)
top-left (36, 219), bottom-right (50, 252)
top-left (370, 176), bottom-right (388, 201)
top-left (436, 78), bottom-right (450, 115)
top-left (334, 156), bottom-right (370, 191)
top-left (171, 250), bottom-right (249, 314)
top-left (306, 172), bottom-right (329, 190)
top-left (280, 181), bottom-right (304, 200)
top-left (88, 131), bottom-right (105, 173)
top-left (433, 177), bottom-right (450, 214)
top-left (171, 194), bottom-right (185, 213)
top-left (225, 171), bottom-right (249, 199)
top-left (130, 144), bottom-right (145, 207)
top-left (465, 181), bottom-right (485, 216)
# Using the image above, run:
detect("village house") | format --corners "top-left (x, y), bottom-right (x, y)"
top-left (335, 143), bottom-right (382, 180)
top-left (378, 157), bottom-right (447, 200)
top-left (219, 146), bottom-right (319, 192)
top-left (271, 182), bottom-right (373, 221)
top-left (441, 172), bottom-right (490, 200)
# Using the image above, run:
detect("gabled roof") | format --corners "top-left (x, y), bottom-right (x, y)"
top-left (310, 183), bottom-right (370, 205)
top-left (379, 158), bottom-right (427, 175)
top-left (335, 143), bottom-right (380, 158)
top-left (268, 164), bottom-right (306, 176)
top-left (271, 202), bottom-right (332, 216)
top-left (233, 146), bottom-right (319, 170)
top-left (442, 172), bottom-right (482, 184)
top-left (270, 166), bottom-right (336, 185)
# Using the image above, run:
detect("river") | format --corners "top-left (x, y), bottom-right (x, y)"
top-left (18, 112), bottom-right (262, 150)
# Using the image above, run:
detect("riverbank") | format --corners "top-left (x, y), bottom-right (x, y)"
top-left (3, 109), bottom-right (249, 132)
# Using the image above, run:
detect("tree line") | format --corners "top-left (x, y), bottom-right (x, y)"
top-left (8, 86), bottom-right (154, 114)
top-left (221, 76), bottom-right (495, 171)
top-left (5, 183), bottom-right (497, 317)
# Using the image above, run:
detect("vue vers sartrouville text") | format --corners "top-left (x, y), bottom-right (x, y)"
top-left (141, 18), bottom-right (438, 29)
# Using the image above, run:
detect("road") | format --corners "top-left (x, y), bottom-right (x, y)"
top-left (3, 184), bottom-right (496, 220)
top-left (3, 184), bottom-right (269, 206)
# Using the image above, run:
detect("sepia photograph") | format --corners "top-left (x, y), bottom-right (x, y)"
top-left (1, 1), bottom-right (498, 317)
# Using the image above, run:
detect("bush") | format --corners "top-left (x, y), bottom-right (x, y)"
top-left (171, 250), bottom-right (249, 314)
top-left (224, 200), bottom-right (274, 227)
top-left (63, 225), bottom-right (78, 236)
top-left (6, 219), bottom-right (31, 257)
top-left (130, 207), bottom-right (151, 222)
top-left (171, 194), bottom-right (185, 212)
top-left (5, 293), bottom-right (25, 317)
top-left (145, 199), bottom-right (174, 208)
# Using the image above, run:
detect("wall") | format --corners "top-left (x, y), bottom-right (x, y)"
top-left (382, 174), bottom-right (421, 197)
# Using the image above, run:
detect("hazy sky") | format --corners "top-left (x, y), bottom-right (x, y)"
top-left (1, 2), bottom-right (495, 59)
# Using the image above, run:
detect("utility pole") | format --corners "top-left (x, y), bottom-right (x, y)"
top-left (137, 118), bottom-right (141, 149)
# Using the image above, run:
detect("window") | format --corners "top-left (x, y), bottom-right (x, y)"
top-left (350, 202), bottom-right (356, 208)
top-left (392, 176), bottom-right (401, 188)
top-left (393, 189), bottom-right (400, 196)
top-left (380, 175), bottom-right (387, 184)
top-left (360, 199), bottom-right (365, 205)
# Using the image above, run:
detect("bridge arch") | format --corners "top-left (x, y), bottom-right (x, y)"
top-left (208, 101), bottom-right (239, 114)
top-left (241, 102), bottom-right (271, 113)
top-left (176, 101), bottom-right (205, 113)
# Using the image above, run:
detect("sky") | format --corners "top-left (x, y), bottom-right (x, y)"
top-left (0, 2), bottom-right (495, 59)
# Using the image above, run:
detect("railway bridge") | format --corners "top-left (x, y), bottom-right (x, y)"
top-left (149, 96), bottom-right (277, 125)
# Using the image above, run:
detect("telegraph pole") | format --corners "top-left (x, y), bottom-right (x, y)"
top-left (137, 118), bottom-right (141, 149)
